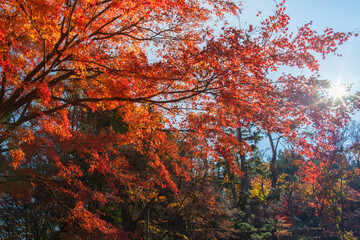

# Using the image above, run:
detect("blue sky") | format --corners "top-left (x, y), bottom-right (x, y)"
top-left (233, 0), bottom-right (360, 154)
top-left (239, 0), bottom-right (360, 92)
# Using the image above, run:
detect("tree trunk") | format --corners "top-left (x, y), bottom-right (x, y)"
top-left (146, 206), bottom-right (150, 240)
top-left (237, 128), bottom-right (251, 218)
top-left (268, 133), bottom-right (278, 188)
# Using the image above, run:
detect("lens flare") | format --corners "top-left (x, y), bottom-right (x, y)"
top-left (327, 82), bottom-right (347, 100)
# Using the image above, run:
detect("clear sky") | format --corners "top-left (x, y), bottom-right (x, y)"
top-left (232, 0), bottom-right (360, 153)
top-left (238, 0), bottom-right (360, 93)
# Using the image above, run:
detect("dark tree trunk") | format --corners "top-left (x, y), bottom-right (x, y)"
top-left (268, 133), bottom-right (279, 188)
top-left (237, 128), bottom-right (251, 218)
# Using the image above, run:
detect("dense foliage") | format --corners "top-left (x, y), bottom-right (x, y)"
top-left (0, 0), bottom-right (359, 239)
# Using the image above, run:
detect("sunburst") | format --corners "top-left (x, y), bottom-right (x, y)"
top-left (327, 82), bottom-right (348, 101)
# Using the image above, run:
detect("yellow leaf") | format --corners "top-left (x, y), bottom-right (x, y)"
top-left (9, 149), bottom-right (25, 169)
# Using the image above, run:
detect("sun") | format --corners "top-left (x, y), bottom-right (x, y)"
top-left (327, 82), bottom-right (348, 100)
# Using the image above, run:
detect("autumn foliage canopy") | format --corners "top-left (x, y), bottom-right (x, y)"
top-left (0, 0), bottom-right (358, 238)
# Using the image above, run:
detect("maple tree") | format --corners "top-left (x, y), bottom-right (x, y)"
top-left (0, 0), bottom-right (358, 238)
top-left (273, 127), bottom-right (360, 239)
